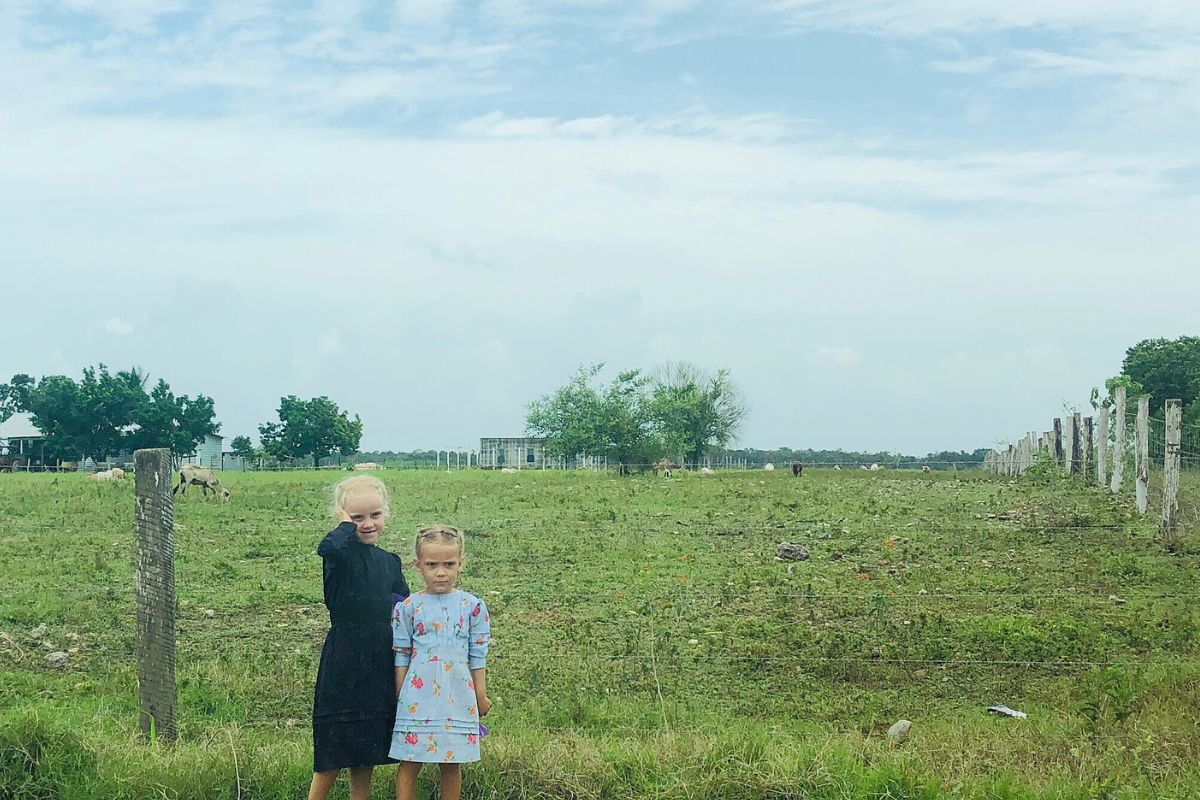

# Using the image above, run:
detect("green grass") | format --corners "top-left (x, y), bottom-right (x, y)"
top-left (1, 467), bottom-right (1198, 798)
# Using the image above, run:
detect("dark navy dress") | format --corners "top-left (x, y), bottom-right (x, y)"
top-left (313, 522), bottom-right (410, 772)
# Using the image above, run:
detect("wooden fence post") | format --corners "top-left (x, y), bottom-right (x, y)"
top-left (134, 448), bottom-right (177, 742)
top-left (1053, 418), bottom-right (1063, 466)
top-left (1096, 406), bottom-right (1109, 488)
top-left (1161, 399), bottom-right (1182, 546)
top-left (1136, 396), bottom-right (1150, 514)
top-left (1082, 417), bottom-right (1093, 480)
top-left (1110, 386), bottom-right (1126, 493)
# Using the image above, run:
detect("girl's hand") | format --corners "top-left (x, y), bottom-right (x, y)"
top-left (337, 505), bottom-right (353, 524)
top-left (478, 696), bottom-right (492, 716)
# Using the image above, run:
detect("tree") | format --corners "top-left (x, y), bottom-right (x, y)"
top-left (0, 374), bottom-right (35, 422)
top-left (527, 362), bottom-right (746, 469)
top-left (126, 379), bottom-right (220, 459)
top-left (648, 361), bottom-right (747, 463)
top-left (258, 396), bottom-right (363, 468)
top-left (1121, 336), bottom-right (1200, 413)
top-left (230, 435), bottom-right (256, 468)
top-left (27, 365), bottom-right (144, 462)
top-left (527, 364), bottom-right (662, 468)
top-left (24, 366), bottom-right (219, 462)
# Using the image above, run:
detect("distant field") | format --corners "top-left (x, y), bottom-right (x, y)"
top-left (1, 468), bottom-right (1198, 799)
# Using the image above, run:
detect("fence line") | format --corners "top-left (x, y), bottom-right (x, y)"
top-left (984, 389), bottom-right (1192, 544)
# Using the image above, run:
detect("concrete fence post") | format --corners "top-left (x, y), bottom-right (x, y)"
top-left (134, 448), bottom-right (177, 742)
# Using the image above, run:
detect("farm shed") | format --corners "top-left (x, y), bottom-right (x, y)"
top-left (181, 433), bottom-right (224, 469)
top-left (0, 412), bottom-right (47, 469)
top-left (478, 437), bottom-right (547, 469)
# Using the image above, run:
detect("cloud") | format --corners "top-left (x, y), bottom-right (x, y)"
top-left (766, 1), bottom-right (1200, 38)
top-left (809, 346), bottom-right (863, 369)
top-left (101, 317), bottom-right (134, 335)
top-left (458, 108), bottom-right (801, 142)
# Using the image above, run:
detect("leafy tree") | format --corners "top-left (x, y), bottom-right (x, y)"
top-left (648, 362), bottom-right (747, 463)
top-left (527, 364), bottom-right (661, 469)
top-left (25, 366), bottom-right (218, 462)
top-left (1121, 336), bottom-right (1200, 413)
top-left (0, 374), bottom-right (35, 422)
top-left (27, 366), bottom-right (144, 462)
top-left (258, 396), bottom-right (363, 468)
top-left (25, 375), bottom-right (89, 461)
top-left (230, 435), bottom-right (256, 467)
top-left (126, 379), bottom-right (220, 458)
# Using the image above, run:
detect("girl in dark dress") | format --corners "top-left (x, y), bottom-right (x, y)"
top-left (308, 475), bottom-right (410, 800)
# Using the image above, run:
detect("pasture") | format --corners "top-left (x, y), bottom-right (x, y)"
top-left (1, 467), bottom-right (1198, 799)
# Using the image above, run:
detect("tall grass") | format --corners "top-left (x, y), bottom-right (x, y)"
top-left (1, 468), bottom-right (1197, 798)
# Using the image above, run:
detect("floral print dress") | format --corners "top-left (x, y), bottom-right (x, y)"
top-left (389, 590), bottom-right (491, 763)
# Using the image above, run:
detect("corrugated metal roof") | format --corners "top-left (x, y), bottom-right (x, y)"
top-left (0, 412), bottom-right (41, 439)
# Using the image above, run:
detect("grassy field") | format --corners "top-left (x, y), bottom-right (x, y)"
top-left (1, 467), bottom-right (1198, 799)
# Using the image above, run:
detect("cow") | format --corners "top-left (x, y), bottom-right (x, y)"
top-left (174, 464), bottom-right (230, 501)
top-left (763, 463), bottom-right (775, 471)
top-left (654, 458), bottom-right (681, 477)
top-left (922, 465), bottom-right (932, 474)
top-left (791, 461), bottom-right (803, 477)
top-left (869, 463), bottom-right (883, 471)
top-left (699, 467), bottom-right (714, 475)
top-left (87, 468), bottom-right (126, 481)
top-left (833, 464), bottom-right (843, 471)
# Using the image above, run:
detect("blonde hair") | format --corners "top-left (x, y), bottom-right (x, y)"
top-left (415, 524), bottom-right (464, 558)
top-left (331, 475), bottom-right (390, 519)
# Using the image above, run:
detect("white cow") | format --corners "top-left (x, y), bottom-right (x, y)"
top-left (173, 464), bottom-right (230, 501)
top-left (87, 468), bottom-right (125, 481)
top-left (763, 463), bottom-right (775, 471)
top-left (869, 463), bottom-right (883, 471)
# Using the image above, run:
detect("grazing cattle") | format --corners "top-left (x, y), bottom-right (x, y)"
top-left (859, 465), bottom-right (869, 470)
top-left (174, 464), bottom-right (230, 501)
top-left (833, 464), bottom-right (843, 471)
top-left (353, 462), bottom-right (382, 471)
top-left (654, 458), bottom-right (681, 477)
top-left (869, 463), bottom-right (883, 471)
top-left (922, 465), bottom-right (932, 474)
top-left (791, 461), bottom-right (803, 477)
top-left (88, 468), bottom-right (126, 481)
top-left (500, 467), bottom-right (518, 474)
top-left (699, 467), bottom-right (714, 475)
top-left (763, 463), bottom-right (775, 471)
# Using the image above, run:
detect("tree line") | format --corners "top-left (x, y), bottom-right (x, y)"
top-left (0, 367), bottom-right (361, 468)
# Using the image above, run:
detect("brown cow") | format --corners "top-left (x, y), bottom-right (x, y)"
top-left (791, 461), bottom-right (804, 477)
top-left (653, 458), bottom-right (681, 477)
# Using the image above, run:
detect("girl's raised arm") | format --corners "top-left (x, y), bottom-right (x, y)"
top-left (316, 507), bottom-right (357, 560)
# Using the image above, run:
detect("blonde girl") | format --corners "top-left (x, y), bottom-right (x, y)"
top-left (308, 475), bottom-right (410, 800)
top-left (390, 525), bottom-right (492, 800)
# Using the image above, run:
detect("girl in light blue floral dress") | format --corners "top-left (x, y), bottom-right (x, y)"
top-left (390, 524), bottom-right (491, 800)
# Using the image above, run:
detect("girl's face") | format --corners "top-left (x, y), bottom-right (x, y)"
top-left (414, 540), bottom-right (463, 594)
top-left (342, 490), bottom-right (386, 545)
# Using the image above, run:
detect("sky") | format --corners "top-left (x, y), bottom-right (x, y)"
top-left (2, 1), bottom-right (1197, 454)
